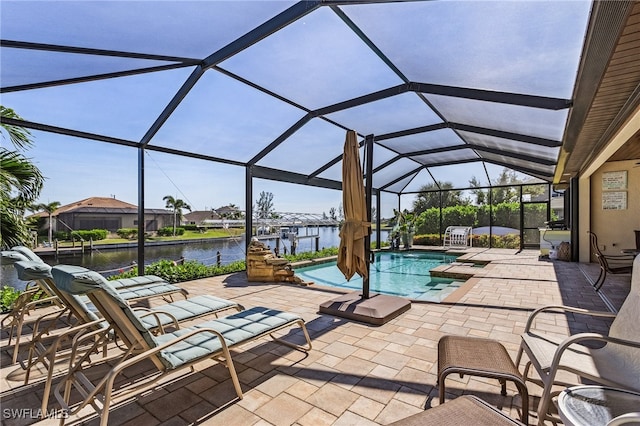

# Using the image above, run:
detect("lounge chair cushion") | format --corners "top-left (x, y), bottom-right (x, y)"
top-left (115, 283), bottom-right (182, 300)
top-left (11, 246), bottom-right (42, 261)
top-left (137, 295), bottom-right (240, 329)
top-left (109, 275), bottom-right (165, 288)
top-left (13, 260), bottom-right (53, 280)
top-left (46, 265), bottom-right (239, 330)
top-left (12, 261), bottom-right (101, 323)
top-left (52, 265), bottom-right (213, 367)
top-left (156, 307), bottom-right (303, 369)
top-left (50, 263), bottom-right (183, 303)
top-left (194, 307), bottom-right (302, 346)
top-left (1, 250), bottom-right (31, 265)
top-left (9, 246), bottom-right (165, 287)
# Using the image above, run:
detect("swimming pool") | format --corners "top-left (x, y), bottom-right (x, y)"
top-left (294, 251), bottom-right (464, 302)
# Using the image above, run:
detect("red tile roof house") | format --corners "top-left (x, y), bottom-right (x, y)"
top-left (30, 197), bottom-right (174, 235)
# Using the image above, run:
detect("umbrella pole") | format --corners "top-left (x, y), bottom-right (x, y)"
top-left (363, 134), bottom-right (374, 299)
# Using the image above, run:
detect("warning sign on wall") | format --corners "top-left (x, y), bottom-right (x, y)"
top-left (602, 191), bottom-right (627, 210)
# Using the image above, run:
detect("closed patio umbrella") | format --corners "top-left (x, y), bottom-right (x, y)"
top-left (320, 131), bottom-right (410, 324)
top-left (337, 130), bottom-right (371, 282)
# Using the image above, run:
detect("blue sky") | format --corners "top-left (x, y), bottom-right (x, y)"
top-left (1, 1), bottom-right (592, 218)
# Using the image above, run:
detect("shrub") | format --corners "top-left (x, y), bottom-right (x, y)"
top-left (108, 259), bottom-right (246, 283)
top-left (413, 234), bottom-right (442, 246)
top-left (1, 286), bottom-right (23, 313)
top-left (53, 231), bottom-right (68, 240)
top-left (157, 227), bottom-right (185, 237)
top-left (1, 286), bottom-right (18, 312)
top-left (116, 228), bottom-right (138, 239)
top-left (471, 233), bottom-right (520, 249)
top-left (70, 229), bottom-right (108, 241)
top-left (108, 246), bottom-right (350, 283)
top-left (283, 247), bottom-right (339, 262)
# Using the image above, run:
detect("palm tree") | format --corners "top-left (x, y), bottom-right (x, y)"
top-left (0, 106), bottom-right (45, 249)
top-left (163, 195), bottom-right (191, 236)
top-left (35, 201), bottom-right (61, 243)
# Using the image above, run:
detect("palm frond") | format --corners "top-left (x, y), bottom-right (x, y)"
top-left (0, 106), bottom-right (33, 150)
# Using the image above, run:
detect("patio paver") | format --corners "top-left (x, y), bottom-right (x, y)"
top-left (0, 249), bottom-right (631, 426)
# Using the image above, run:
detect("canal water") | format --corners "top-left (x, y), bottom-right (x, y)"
top-left (2, 227), bottom-right (389, 290)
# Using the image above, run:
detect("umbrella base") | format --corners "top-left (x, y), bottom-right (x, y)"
top-left (319, 292), bottom-right (411, 326)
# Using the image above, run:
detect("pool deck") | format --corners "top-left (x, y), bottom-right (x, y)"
top-left (0, 247), bottom-right (633, 426)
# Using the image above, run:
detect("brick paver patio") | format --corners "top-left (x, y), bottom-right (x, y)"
top-left (1, 248), bottom-right (632, 426)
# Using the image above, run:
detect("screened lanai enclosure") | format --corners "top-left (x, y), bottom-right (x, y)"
top-left (2, 1), bottom-right (637, 269)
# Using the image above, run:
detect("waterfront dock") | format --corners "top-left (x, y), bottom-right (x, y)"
top-left (32, 236), bottom-right (242, 257)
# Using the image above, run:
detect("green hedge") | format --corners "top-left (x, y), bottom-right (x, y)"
top-left (1, 286), bottom-right (21, 313)
top-left (108, 259), bottom-right (246, 283)
top-left (412, 233), bottom-right (521, 249)
top-left (51, 229), bottom-right (108, 241)
top-left (157, 227), bottom-right (185, 237)
top-left (70, 229), bottom-right (108, 241)
top-left (53, 231), bottom-right (68, 240)
top-left (0, 286), bottom-right (46, 313)
top-left (415, 202), bottom-right (550, 235)
top-left (283, 247), bottom-right (339, 262)
top-left (116, 228), bottom-right (138, 239)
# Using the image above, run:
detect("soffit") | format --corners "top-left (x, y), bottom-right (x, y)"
top-left (559, 0), bottom-right (640, 185)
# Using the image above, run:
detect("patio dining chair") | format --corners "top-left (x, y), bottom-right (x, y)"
top-left (515, 254), bottom-right (640, 425)
top-left (587, 231), bottom-right (634, 291)
top-left (50, 264), bottom-right (311, 426)
top-left (10, 261), bottom-right (244, 416)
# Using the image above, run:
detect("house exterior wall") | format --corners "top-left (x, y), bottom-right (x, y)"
top-left (54, 212), bottom-right (173, 233)
top-left (586, 159), bottom-right (640, 261)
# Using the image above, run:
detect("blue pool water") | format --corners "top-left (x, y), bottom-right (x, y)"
top-left (294, 251), bottom-right (464, 302)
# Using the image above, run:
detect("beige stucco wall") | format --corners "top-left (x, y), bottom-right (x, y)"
top-left (585, 159), bottom-right (640, 261)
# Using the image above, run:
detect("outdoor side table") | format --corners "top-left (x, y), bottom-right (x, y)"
top-left (557, 385), bottom-right (640, 426)
top-left (438, 335), bottom-right (529, 425)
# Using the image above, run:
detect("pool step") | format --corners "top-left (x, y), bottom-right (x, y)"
top-left (414, 280), bottom-right (466, 302)
top-left (430, 262), bottom-right (476, 280)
